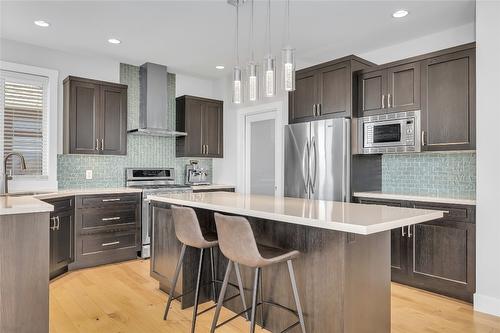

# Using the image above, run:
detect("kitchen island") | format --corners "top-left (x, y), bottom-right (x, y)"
top-left (148, 192), bottom-right (444, 333)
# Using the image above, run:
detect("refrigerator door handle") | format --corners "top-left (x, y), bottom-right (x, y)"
top-left (342, 119), bottom-right (351, 202)
top-left (302, 140), bottom-right (310, 193)
top-left (310, 137), bottom-right (317, 194)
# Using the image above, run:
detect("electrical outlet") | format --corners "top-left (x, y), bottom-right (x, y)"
top-left (86, 170), bottom-right (93, 180)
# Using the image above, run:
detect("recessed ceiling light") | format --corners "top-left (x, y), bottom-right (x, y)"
top-left (34, 20), bottom-right (50, 27)
top-left (215, 65), bottom-right (225, 70)
top-left (392, 10), bottom-right (409, 18)
top-left (108, 38), bottom-right (121, 44)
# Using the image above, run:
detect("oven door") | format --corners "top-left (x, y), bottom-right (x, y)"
top-left (364, 120), bottom-right (406, 148)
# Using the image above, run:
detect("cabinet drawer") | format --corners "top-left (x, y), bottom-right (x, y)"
top-left (81, 231), bottom-right (137, 255)
top-left (78, 193), bottom-right (140, 208)
top-left (81, 207), bottom-right (137, 229)
top-left (412, 202), bottom-right (474, 223)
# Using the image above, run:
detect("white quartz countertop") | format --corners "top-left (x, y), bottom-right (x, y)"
top-left (191, 184), bottom-right (235, 191)
top-left (148, 192), bottom-right (444, 235)
top-left (353, 191), bottom-right (476, 206)
top-left (0, 196), bottom-right (54, 216)
top-left (32, 187), bottom-right (143, 200)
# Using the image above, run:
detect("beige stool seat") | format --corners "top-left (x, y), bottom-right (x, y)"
top-left (256, 244), bottom-right (300, 267)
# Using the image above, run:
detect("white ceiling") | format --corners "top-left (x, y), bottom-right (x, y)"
top-left (0, 0), bottom-right (475, 79)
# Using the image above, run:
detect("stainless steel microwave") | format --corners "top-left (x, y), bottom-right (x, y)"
top-left (355, 110), bottom-right (421, 154)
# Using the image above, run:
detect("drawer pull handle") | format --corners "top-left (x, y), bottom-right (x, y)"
top-left (102, 241), bottom-right (120, 247)
top-left (102, 198), bottom-right (121, 202)
top-left (102, 217), bottom-right (121, 221)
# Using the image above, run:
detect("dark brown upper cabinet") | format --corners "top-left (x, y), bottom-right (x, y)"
top-left (176, 95), bottom-right (223, 158)
top-left (289, 56), bottom-right (374, 123)
top-left (64, 76), bottom-right (127, 155)
top-left (359, 62), bottom-right (420, 116)
top-left (421, 48), bottom-right (476, 151)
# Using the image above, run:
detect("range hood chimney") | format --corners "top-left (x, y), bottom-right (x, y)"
top-left (127, 62), bottom-right (187, 137)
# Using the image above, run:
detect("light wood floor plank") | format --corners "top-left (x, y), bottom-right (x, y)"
top-left (49, 259), bottom-right (500, 333)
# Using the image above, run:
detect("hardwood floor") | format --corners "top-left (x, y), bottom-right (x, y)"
top-left (50, 259), bottom-right (500, 333)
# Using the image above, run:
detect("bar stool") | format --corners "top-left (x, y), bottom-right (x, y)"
top-left (163, 205), bottom-right (248, 333)
top-left (211, 212), bottom-right (306, 333)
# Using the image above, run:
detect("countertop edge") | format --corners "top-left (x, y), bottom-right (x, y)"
top-left (353, 192), bottom-right (476, 206)
top-left (148, 195), bottom-right (444, 235)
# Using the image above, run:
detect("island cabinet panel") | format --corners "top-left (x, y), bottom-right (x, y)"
top-left (354, 196), bottom-right (476, 302)
top-left (421, 48), bottom-right (476, 151)
top-left (0, 212), bottom-right (50, 333)
top-left (289, 56), bottom-right (373, 123)
top-left (42, 196), bottom-right (75, 279)
top-left (176, 95), bottom-right (223, 158)
top-left (71, 193), bottom-right (141, 270)
top-left (64, 76), bottom-right (128, 155)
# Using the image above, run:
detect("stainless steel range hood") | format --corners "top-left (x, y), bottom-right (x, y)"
top-left (128, 62), bottom-right (187, 137)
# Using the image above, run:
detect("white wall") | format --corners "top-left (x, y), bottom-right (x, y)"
top-left (474, 0), bottom-right (500, 317)
top-left (0, 38), bottom-right (221, 154)
top-left (212, 23), bottom-right (475, 187)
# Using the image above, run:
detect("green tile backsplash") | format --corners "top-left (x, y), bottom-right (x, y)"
top-left (57, 64), bottom-right (212, 189)
top-left (382, 152), bottom-right (476, 199)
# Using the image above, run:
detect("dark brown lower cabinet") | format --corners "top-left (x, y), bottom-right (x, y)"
top-left (356, 197), bottom-right (475, 302)
top-left (42, 197), bottom-right (75, 279)
top-left (71, 193), bottom-right (141, 270)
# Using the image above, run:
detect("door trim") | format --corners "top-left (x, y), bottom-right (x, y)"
top-left (236, 102), bottom-right (284, 196)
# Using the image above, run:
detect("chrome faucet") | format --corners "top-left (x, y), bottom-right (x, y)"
top-left (3, 152), bottom-right (27, 194)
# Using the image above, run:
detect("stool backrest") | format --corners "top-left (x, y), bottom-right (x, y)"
top-left (171, 205), bottom-right (206, 248)
top-left (214, 212), bottom-right (262, 268)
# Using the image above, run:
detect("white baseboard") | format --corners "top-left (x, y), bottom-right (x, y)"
top-left (474, 293), bottom-right (500, 317)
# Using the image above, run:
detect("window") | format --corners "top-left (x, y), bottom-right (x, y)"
top-left (0, 70), bottom-right (49, 179)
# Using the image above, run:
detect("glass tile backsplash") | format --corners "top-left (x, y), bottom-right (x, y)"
top-left (382, 152), bottom-right (476, 199)
top-left (57, 63), bottom-right (213, 189)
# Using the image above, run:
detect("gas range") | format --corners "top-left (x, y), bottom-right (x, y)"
top-left (125, 168), bottom-right (192, 258)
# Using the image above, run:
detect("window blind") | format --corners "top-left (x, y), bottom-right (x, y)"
top-left (0, 71), bottom-right (48, 177)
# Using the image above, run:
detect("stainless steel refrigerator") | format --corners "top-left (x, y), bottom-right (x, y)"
top-left (284, 118), bottom-right (350, 202)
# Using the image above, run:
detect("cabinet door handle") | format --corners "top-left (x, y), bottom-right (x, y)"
top-left (205, 145), bottom-right (208, 155)
top-left (57, 216), bottom-right (61, 231)
top-left (102, 198), bottom-right (121, 202)
top-left (102, 216), bottom-right (121, 221)
top-left (101, 139), bottom-right (104, 151)
top-left (102, 241), bottom-right (120, 247)
top-left (50, 217), bottom-right (56, 231)
top-left (95, 139), bottom-right (99, 150)
top-left (408, 224), bottom-right (413, 238)
top-left (421, 131), bottom-right (426, 146)
top-left (312, 104), bottom-right (316, 116)
top-left (401, 226), bottom-right (406, 237)
top-left (381, 94), bottom-right (385, 108)
top-left (318, 103), bottom-right (322, 116)
top-left (388, 94), bottom-right (392, 108)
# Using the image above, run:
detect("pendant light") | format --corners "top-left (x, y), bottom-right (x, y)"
top-left (247, 0), bottom-right (258, 102)
top-left (232, 3), bottom-right (242, 104)
top-left (264, 0), bottom-right (276, 97)
top-left (282, 0), bottom-right (295, 91)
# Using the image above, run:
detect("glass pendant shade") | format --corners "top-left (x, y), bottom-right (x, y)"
top-left (233, 66), bottom-right (242, 104)
top-left (247, 62), bottom-right (259, 102)
top-left (282, 47), bottom-right (296, 91)
top-left (264, 56), bottom-right (276, 97)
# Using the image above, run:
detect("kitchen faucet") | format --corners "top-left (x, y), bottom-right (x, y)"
top-left (3, 152), bottom-right (27, 194)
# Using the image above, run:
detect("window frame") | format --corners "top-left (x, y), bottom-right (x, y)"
top-left (0, 61), bottom-right (58, 191)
